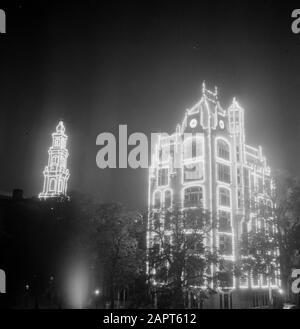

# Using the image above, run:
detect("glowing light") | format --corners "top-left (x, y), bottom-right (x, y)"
top-left (94, 289), bottom-right (100, 296)
top-left (39, 121), bottom-right (70, 199)
top-left (63, 261), bottom-right (89, 309)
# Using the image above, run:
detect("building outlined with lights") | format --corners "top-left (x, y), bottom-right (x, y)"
top-left (148, 83), bottom-right (280, 308)
top-left (39, 121), bottom-right (70, 199)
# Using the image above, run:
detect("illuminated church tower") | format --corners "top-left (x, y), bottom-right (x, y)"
top-left (39, 121), bottom-right (70, 199)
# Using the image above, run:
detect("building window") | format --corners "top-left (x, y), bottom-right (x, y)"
top-left (229, 110), bottom-right (240, 132)
top-left (257, 177), bottom-right (263, 193)
top-left (236, 146), bottom-right (240, 162)
top-left (237, 168), bottom-right (241, 185)
top-left (238, 190), bottom-right (242, 208)
top-left (183, 137), bottom-right (203, 160)
top-left (219, 187), bottom-right (230, 207)
top-left (154, 191), bottom-right (161, 209)
top-left (164, 190), bottom-right (172, 208)
top-left (183, 162), bottom-right (204, 182)
top-left (219, 211), bottom-right (231, 232)
top-left (152, 212), bottom-right (160, 228)
top-left (219, 234), bottom-right (233, 256)
top-left (184, 186), bottom-right (203, 208)
top-left (219, 260), bottom-right (234, 288)
top-left (250, 174), bottom-right (255, 191)
top-left (244, 168), bottom-right (249, 187)
top-left (217, 139), bottom-right (230, 161)
top-left (49, 178), bottom-right (55, 191)
top-left (159, 148), bottom-right (162, 162)
top-left (265, 178), bottom-right (271, 196)
top-left (59, 180), bottom-right (63, 193)
top-left (159, 143), bottom-right (174, 163)
top-left (51, 156), bottom-right (58, 167)
top-left (158, 168), bottom-right (168, 186)
top-left (217, 163), bottom-right (231, 183)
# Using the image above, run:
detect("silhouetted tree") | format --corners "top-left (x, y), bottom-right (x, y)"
top-left (148, 206), bottom-right (220, 308)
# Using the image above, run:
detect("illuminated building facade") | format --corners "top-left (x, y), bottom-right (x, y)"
top-left (148, 83), bottom-right (280, 308)
top-left (39, 121), bottom-right (70, 199)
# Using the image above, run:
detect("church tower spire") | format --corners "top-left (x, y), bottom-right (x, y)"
top-left (39, 121), bottom-right (70, 199)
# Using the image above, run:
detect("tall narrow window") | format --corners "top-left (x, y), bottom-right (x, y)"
top-left (184, 186), bottom-right (203, 208)
top-left (154, 191), bottom-right (161, 209)
top-left (250, 175), bottom-right (255, 191)
top-left (49, 179), bottom-right (55, 191)
top-left (59, 180), bottom-right (63, 193)
top-left (257, 177), bottom-right (263, 193)
top-left (236, 146), bottom-right (240, 162)
top-left (244, 168), bottom-right (249, 187)
top-left (237, 168), bottom-right (241, 185)
top-left (158, 168), bottom-right (168, 186)
top-left (238, 190), bottom-right (242, 208)
top-left (217, 139), bottom-right (230, 160)
top-left (217, 163), bottom-right (231, 183)
top-left (218, 211), bottom-right (231, 232)
top-left (51, 156), bottom-right (58, 168)
top-left (164, 190), bottom-right (172, 208)
top-left (219, 234), bottom-right (233, 256)
top-left (219, 187), bottom-right (230, 207)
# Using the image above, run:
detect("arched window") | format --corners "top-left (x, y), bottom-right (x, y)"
top-left (184, 186), bottom-right (203, 208)
top-left (153, 191), bottom-right (161, 209)
top-left (164, 190), bottom-right (172, 208)
top-left (217, 139), bottom-right (230, 160)
top-left (219, 187), bottom-right (230, 207)
top-left (49, 178), bottom-right (55, 191)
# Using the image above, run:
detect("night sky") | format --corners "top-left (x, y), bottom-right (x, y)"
top-left (0, 0), bottom-right (300, 209)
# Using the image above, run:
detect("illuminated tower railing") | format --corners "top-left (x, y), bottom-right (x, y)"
top-left (39, 121), bottom-right (70, 199)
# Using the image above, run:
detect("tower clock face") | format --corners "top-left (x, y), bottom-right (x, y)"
top-left (219, 120), bottom-right (225, 129)
top-left (189, 118), bottom-right (197, 128)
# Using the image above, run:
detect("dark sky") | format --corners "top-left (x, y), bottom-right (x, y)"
top-left (0, 0), bottom-right (300, 209)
